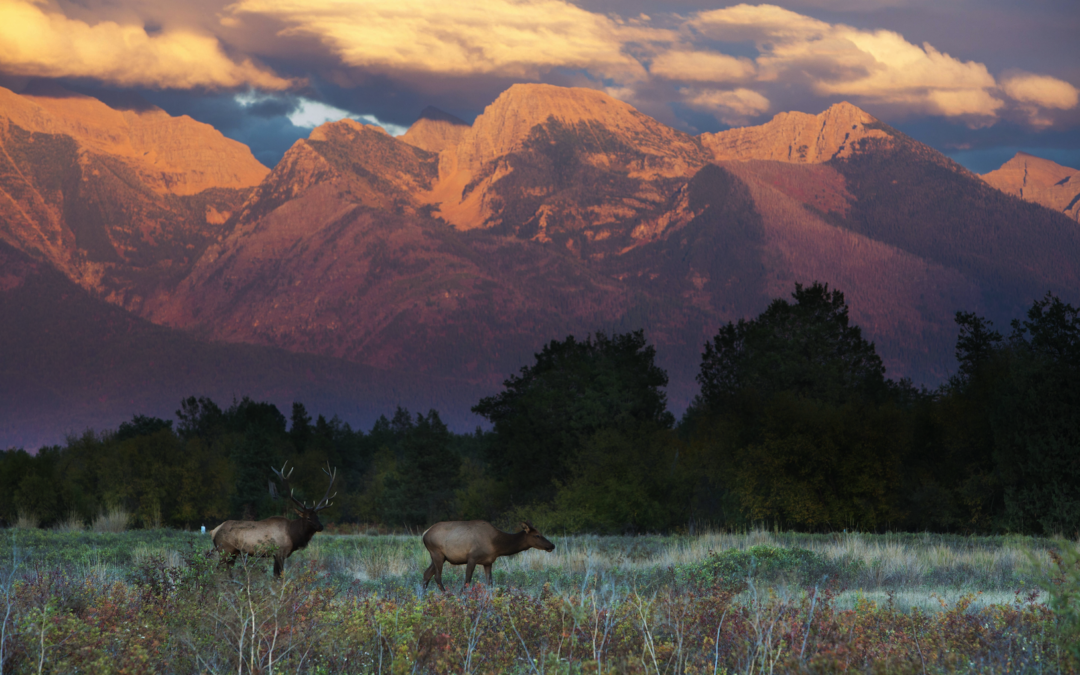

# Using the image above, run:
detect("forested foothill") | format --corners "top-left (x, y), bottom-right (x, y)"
top-left (2, 283), bottom-right (1078, 537)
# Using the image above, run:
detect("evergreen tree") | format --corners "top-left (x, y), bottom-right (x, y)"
top-left (695, 282), bottom-right (886, 413)
top-left (474, 330), bottom-right (673, 505)
top-left (690, 282), bottom-right (906, 529)
top-left (290, 402), bottom-right (313, 452)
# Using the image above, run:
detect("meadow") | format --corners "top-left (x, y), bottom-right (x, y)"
top-left (0, 527), bottom-right (1077, 674)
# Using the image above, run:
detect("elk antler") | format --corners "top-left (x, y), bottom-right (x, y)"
top-left (314, 462), bottom-right (338, 512)
top-left (270, 462), bottom-right (306, 509)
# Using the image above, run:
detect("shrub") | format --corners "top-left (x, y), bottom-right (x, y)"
top-left (1043, 541), bottom-right (1080, 662)
top-left (677, 544), bottom-right (838, 589)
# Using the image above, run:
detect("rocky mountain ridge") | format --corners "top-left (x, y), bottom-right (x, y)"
top-left (0, 84), bottom-right (265, 307)
top-left (981, 152), bottom-right (1080, 223)
top-left (3, 81), bottom-right (1079, 447)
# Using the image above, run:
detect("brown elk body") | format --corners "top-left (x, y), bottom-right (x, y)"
top-left (210, 462), bottom-right (336, 577)
top-left (422, 520), bottom-right (555, 591)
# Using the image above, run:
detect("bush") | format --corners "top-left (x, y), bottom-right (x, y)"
top-left (1043, 541), bottom-right (1080, 662)
top-left (677, 544), bottom-right (841, 589)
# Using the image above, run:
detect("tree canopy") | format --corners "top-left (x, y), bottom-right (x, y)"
top-left (473, 330), bottom-right (674, 506)
top-left (695, 282), bottom-right (886, 413)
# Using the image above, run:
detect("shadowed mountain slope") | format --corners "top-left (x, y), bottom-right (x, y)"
top-left (0, 240), bottom-right (487, 450)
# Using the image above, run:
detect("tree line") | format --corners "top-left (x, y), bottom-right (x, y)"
top-left (2, 282), bottom-right (1077, 536)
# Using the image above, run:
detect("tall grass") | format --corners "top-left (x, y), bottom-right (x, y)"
top-left (52, 512), bottom-right (84, 534)
top-left (91, 507), bottom-right (130, 533)
top-left (12, 512), bottom-right (37, 531)
top-left (0, 528), bottom-right (1074, 673)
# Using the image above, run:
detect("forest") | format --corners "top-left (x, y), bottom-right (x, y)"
top-left (2, 282), bottom-right (1078, 537)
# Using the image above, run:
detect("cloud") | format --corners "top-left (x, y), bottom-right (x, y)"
top-left (650, 51), bottom-right (757, 83)
top-left (235, 92), bottom-right (408, 134)
top-left (1, 0), bottom-right (1075, 145)
top-left (226, 0), bottom-right (668, 80)
top-left (0, 0), bottom-right (290, 90)
top-left (686, 4), bottom-right (1006, 121)
top-left (682, 87), bottom-right (770, 125)
top-left (1001, 72), bottom-right (1079, 110)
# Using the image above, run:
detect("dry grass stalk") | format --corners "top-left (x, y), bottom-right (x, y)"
top-left (92, 507), bottom-right (131, 533)
top-left (54, 511), bottom-right (86, 533)
top-left (14, 510), bottom-right (38, 530)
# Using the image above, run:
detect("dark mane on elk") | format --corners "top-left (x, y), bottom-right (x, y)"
top-left (421, 520), bottom-right (555, 591)
top-left (209, 461), bottom-right (337, 577)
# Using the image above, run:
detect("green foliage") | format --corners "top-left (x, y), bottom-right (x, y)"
top-left (376, 409), bottom-right (461, 528)
top-left (689, 282), bottom-right (906, 530)
top-left (475, 330), bottom-right (674, 507)
top-left (541, 425), bottom-right (689, 533)
top-left (696, 281), bottom-right (886, 412)
top-left (2, 288), bottom-right (1076, 537)
top-left (1042, 542), bottom-right (1080, 659)
top-left (724, 396), bottom-right (907, 529)
top-left (677, 545), bottom-right (835, 589)
top-left (934, 294), bottom-right (1080, 535)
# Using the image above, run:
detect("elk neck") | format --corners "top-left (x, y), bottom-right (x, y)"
top-left (287, 516), bottom-right (320, 551)
top-left (493, 529), bottom-right (532, 556)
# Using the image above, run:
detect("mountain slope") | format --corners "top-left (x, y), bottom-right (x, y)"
top-left (141, 86), bottom-right (1080, 405)
top-left (700, 102), bottom-right (891, 163)
top-left (981, 152), bottom-right (1080, 223)
top-left (400, 106), bottom-right (470, 153)
top-left (822, 132), bottom-right (1080, 319)
top-left (0, 240), bottom-right (488, 449)
top-left (0, 84), bottom-right (265, 307)
top-left (0, 84), bottom-right (267, 195)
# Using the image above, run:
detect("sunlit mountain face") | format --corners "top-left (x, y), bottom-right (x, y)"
top-left (3, 83), bottom-right (1079, 448)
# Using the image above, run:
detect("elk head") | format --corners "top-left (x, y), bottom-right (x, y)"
top-left (520, 521), bottom-right (555, 552)
top-left (271, 461), bottom-right (337, 532)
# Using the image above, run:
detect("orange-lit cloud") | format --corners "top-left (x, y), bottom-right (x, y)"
top-left (650, 51), bottom-right (757, 84)
top-left (0, 0), bottom-right (1075, 134)
top-left (1001, 72), bottom-right (1079, 110)
top-left (226, 0), bottom-right (668, 80)
top-left (685, 4), bottom-right (1005, 121)
top-left (0, 0), bottom-right (290, 89)
top-left (682, 87), bottom-right (770, 125)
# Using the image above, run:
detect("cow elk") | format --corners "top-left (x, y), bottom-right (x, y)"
top-left (422, 520), bottom-right (555, 591)
top-left (209, 462), bottom-right (337, 577)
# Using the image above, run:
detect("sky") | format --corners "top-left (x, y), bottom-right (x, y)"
top-left (0, 0), bottom-right (1077, 172)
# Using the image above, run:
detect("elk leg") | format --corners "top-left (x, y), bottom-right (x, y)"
top-left (464, 561), bottom-right (477, 586)
top-left (424, 554), bottom-right (447, 592)
top-left (483, 564), bottom-right (493, 586)
top-left (273, 554), bottom-right (284, 578)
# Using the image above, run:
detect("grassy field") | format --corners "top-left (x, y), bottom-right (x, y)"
top-left (0, 527), bottom-right (1077, 673)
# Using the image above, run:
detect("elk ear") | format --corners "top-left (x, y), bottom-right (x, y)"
top-left (293, 507), bottom-right (304, 517)
top-left (520, 522), bottom-right (532, 533)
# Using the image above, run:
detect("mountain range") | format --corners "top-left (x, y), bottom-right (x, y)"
top-left (3, 82), bottom-right (1079, 449)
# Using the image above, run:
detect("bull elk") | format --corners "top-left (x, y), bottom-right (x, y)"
top-left (422, 520), bottom-right (555, 591)
top-left (209, 461), bottom-right (337, 577)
